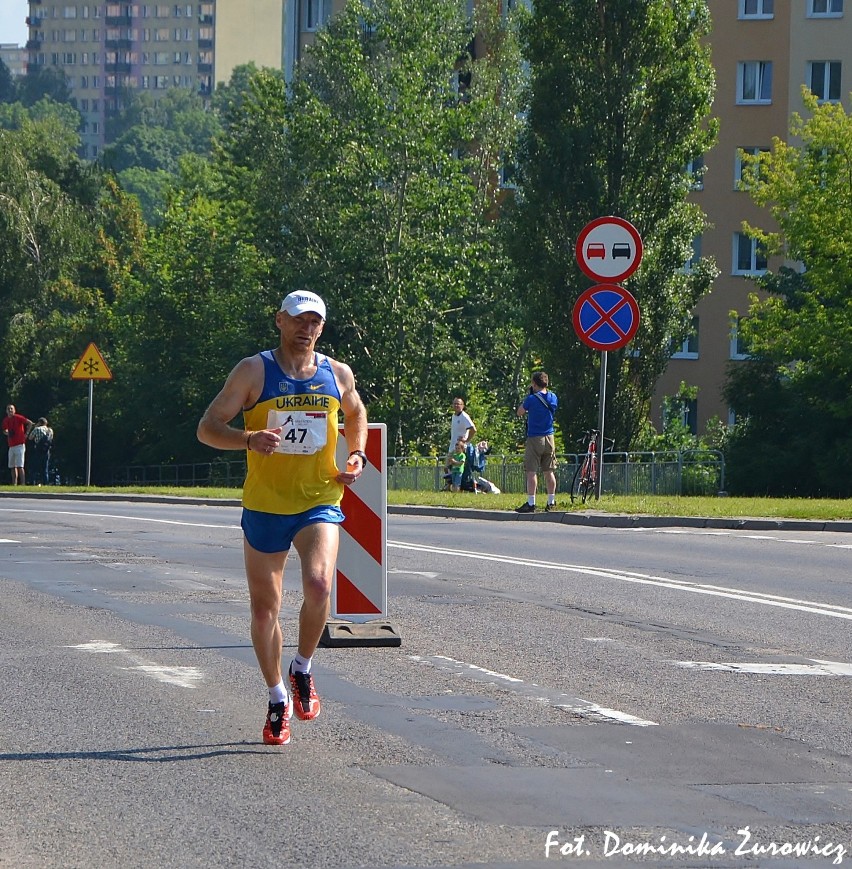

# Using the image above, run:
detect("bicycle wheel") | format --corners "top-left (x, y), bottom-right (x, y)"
top-left (581, 457), bottom-right (596, 504)
top-left (571, 460), bottom-right (589, 504)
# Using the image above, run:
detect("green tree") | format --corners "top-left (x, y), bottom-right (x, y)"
top-left (0, 109), bottom-right (142, 482)
top-left (264, 0), bottom-right (525, 453)
top-left (18, 65), bottom-right (72, 107)
top-left (103, 88), bottom-right (222, 222)
top-left (725, 89), bottom-right (852, 495)
top-left (0, 58), bottom-right (17, 104)
top-left (505, 0), bottom-right (718, 449)
top-left (107, 169), bottom-right (273, 465)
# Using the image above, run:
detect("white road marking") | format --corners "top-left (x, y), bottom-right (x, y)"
top-left (66, 641), bottom-right (203, 688)
top-left (388, 569), bottom-right (440, 578)
top-left (624, 527), bottom-right (852, 549)
top-left (411, 654), bottom-right (658, 727)
top-left (389, 541), bottom-right (852, 621)
top-left (0, 538), bottom-right (19, 543)
top-left (0, 507), bottom-right (238, 530)
top-left (676, 659), bottom-right (852, 676)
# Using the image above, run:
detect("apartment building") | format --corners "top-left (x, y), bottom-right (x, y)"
top-left (0, 43), bottom-right (29, 78)
top-left (652, 0), bottom-right (851, 433)
top-left (24, 1), bottom-right (288, 158)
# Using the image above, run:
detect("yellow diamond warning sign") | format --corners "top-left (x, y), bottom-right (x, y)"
top-left (71, 342), bottom-right (113, 381)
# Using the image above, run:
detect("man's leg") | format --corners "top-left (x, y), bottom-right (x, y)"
top-left (544, 469), bottom-right (557, 496)
top-left (284, 521), bottom-right (338, 721)
top-left (526, 470), bottom-right (538, 497)
top-left (243, 540), bottom-right (289, 688)
top-left (291, 521), bottom-right (338, 658)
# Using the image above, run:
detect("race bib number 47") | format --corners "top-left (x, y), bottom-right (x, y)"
top-left (267, 409), bottom-right (328, 455)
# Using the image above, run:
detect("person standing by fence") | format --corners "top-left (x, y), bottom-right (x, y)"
top-left (2, 404), bottom-right (33, 486)
top-left (515, 372), bottom-right (558, 513)
top-left (27, 417), bottom-right (54, 485)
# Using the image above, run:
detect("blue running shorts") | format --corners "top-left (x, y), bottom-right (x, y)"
top-left (241, 505), bottom-right (344, 554)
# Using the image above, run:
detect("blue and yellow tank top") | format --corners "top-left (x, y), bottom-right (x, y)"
top-left (242, 351), bottom-right (343, 515)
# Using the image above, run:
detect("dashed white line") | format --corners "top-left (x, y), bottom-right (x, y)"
top-left (66, 641), bottom-right (204, 688)
top-left (675, 659), bottom-right (852, 676)
top-left (411, 654), bottom-right (658, 727)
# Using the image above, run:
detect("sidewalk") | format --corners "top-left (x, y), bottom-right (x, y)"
top-left (3, 489), bottom-right (852, 533)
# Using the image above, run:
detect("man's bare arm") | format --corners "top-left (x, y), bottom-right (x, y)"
top-left (197, 356), bottom-right (263, 451)
top-left (331, 359), bottom-right (367, 480)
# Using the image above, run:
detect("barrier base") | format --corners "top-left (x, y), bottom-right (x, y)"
top-left (320, 620), bottom-right (402, 648)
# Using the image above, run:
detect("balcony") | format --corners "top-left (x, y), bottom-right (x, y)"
top-left (26, 15), bottom-right (42, 26)
top-left (198, 37), bottom-right (213, 49)
top-left (105, 15), bottom-right (132, 26)
top-left (198, 14), bottom-right (213, 24)
top-left (26, 39), bottom-right (42, 50)
top-left (106, 61), bottom-right (132, 73)
top-left (105, 37), bottom-right (133, 49)
top-left (197, 62), bottom-right (212, 73)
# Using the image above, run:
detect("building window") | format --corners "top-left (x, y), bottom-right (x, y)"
top-left (730, 316), bottom-right (751, 360)
top-left (807, 61), bottom-right (842, 102)
top-left (686, 155), bottom-right (705, 190)
top-left (680, 235), bottom-right (702, 273)
top-left (303, 0), bottom-right (324, 31)
top-left (498, 158), bottom-right (517, 190)
top-left (64, 6), bottom-right (78, 18)
top-left (739, 0), bottom-right (774, 17)
top-left (733, 232), bottom-right (768, 274)
top-left (670, 316), bottom-right (699, 359)
top-left (665, 395), bottom-right (698, 435)
top-left (737, 61), bottom-right (772, 104)
top-left (735, 146), bottom-right (770, 188)
top-left (808, 0), bottom-right (843, 15)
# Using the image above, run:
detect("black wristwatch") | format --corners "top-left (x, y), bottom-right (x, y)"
top-left (348, 450), bottom-right (368, 466)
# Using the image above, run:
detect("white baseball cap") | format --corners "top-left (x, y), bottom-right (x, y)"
top-left (280, 290), bottom-right (326, 320)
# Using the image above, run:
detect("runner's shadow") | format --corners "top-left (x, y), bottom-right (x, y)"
top-left (0, 742), bottom-right (271, 762)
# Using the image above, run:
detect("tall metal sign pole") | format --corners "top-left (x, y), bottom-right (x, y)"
top-left (573, 217), bottom-right (643, 500)
top-left (70, 342), bottom-right (113, 486)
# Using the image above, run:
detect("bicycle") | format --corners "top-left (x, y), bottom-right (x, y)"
top-left (570, 429), bottom-right (614, 504)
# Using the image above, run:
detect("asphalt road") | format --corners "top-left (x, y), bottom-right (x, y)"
top-left (1, 495), bottom-right (851, 868)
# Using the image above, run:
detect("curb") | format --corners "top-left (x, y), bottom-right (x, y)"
top-left (387, 505), bottom-right (852, 533)
top-left (2, 491), bottom-right (851, 533)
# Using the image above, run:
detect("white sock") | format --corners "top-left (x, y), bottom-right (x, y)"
top-left (547, 496), bottom-right (556, 505)
top-left (527, 496), bottom-right (535, 506)
top-left (268, 680), bottom-right (288, 705)
top-left (291, 653), bottom-right (312, 674)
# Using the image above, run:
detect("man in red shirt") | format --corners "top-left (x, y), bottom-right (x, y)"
top-left (2, 404), bottom-right (33, 485)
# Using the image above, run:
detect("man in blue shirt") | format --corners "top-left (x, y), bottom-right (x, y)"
top-left (515, 371), bottom-right (558, 513)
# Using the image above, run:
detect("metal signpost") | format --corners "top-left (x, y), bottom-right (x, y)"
top-left (70, 342), bottom-right (113, 486)
top-left (573, 217), bottom-right (643, 499)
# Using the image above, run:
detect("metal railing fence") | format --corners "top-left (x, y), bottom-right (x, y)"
top-left (108, 449), bottom-right (724, 496)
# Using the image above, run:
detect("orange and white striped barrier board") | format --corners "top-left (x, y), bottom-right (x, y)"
top-left (322, 423), bottom-right (400, 646)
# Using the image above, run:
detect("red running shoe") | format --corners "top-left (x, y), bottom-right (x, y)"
top-left (263, 700), bottom-right (292, 745)
top-left (289, 665), bottom-right (321, 721)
